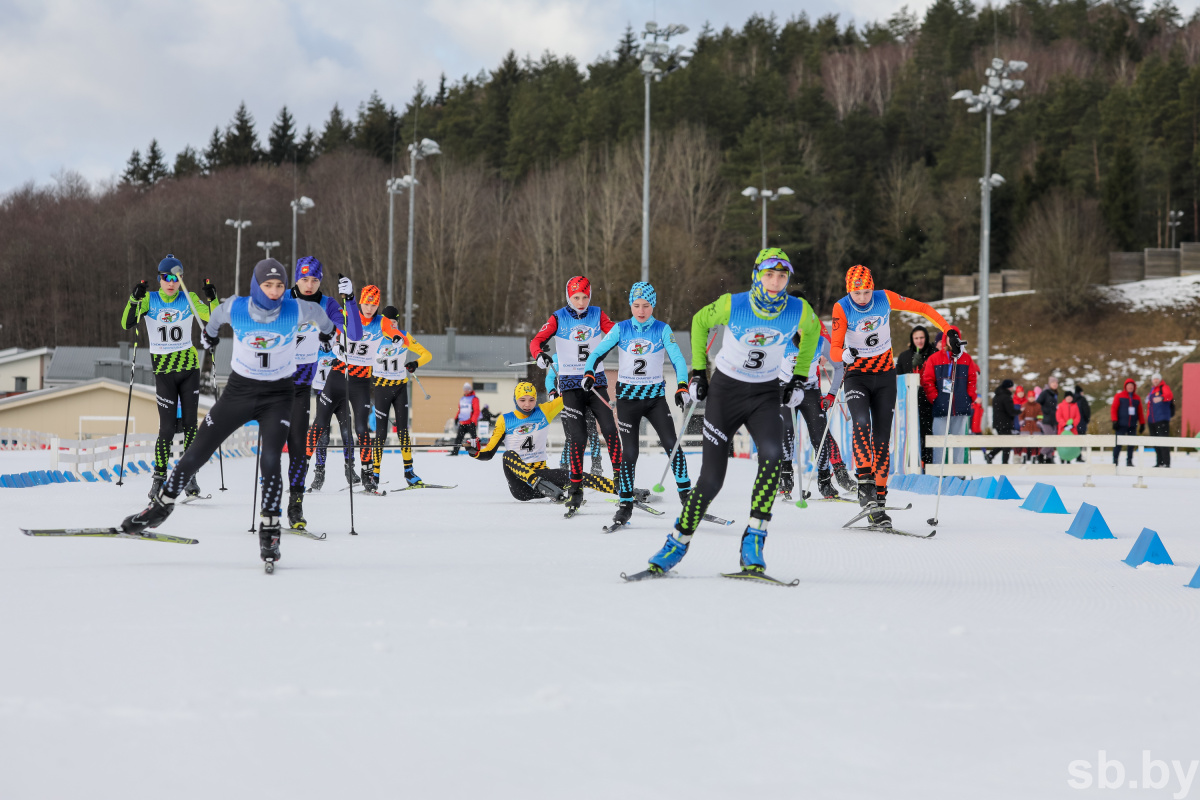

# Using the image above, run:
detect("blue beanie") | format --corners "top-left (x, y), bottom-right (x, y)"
top-left (158, 254), bottom-right (182, 276)
top-left (629, 281), bottom-right (656, 307)
top-left (295, 256), bottom-right (323, 283)
top-left (251, 259), bottom-right (287, 311)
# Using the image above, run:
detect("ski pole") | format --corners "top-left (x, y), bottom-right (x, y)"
top-left (797, 378), bottom-right (845, 509)
top-left (590, 386), bottom-right (614, 411)
top-left (411, 372), bottom-right (431, 400)
top-left (170, 267), bottom-right (223, 489)
top-left (337, 276), bottom-right (357, 536)
top-left (503, 359), bottom-right (536, 367)
top-left (652, 400), bottom-right (698, 493)
top-left (116, 325), bottom-right (139, 486)
top-left (248, 429), bottom-right (261, 533)
top-left (927, 355), bottom-right (959, 527)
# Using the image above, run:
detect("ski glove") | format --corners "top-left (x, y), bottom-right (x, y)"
top-left (381, 305), bottom-right (400, 320)
top-left (946, 328), bottom-right (964, 358)
top-left (841, 347), bottom-right (858, 365)
top-left (131, 280), bottom-right (149, 301)
top-left (689, 369), bottom-right (709, 402)
top-left (780, 375), bottom-right (805, 409)
top-left (548, 389), bottom-right (560, 401)
top-left (535, 352), bottom-right (554, 370)
top-left (337, 275), bottom-right (353, 298)
top-left (674, 382), bottom-right (692, 410)
top-left (581, 371), bottom-right (596, 393)
top-left (821, 394), bottom-right (835, 411)
top-left (202, 279), bottom-right (218, 303)
top-left (319, 331), bottom-right (334, 345)
top-left (200, 330), bottom-right (219, 350)
top-left (405, 361), bottom-right (419, 373)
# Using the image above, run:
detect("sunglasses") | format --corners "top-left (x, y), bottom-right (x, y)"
top-left (756, 257), bottom-right (793, 274)
top-left (159, 274), bottom-right (180, 283)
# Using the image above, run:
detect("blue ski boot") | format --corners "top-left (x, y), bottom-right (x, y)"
top-left (648, 524), bottom-right (693, 574)
top-left (404, 467), bottom-right (423, 487)
top-left (739, 525), bottom-right (767, 573)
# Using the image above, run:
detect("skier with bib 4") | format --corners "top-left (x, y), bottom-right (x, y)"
top-left (830, 265), bottom-right (950, 528)
top-left (637, 248), bottom-right (820, 579)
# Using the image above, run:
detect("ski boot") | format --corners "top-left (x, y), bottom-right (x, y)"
top-left (564, 485), bottom-right (586, 516)
top-left (344, 461), bottom-right (359, 486)
top-left (868, 488), bottom-right (891, 528)
top-left (610, 501), bottom-right (633, 529)
top-left (857, 478), bottom-right (877, 509)
top-left (148, 474), bottom-right (165, 501)
top-left (361, 468), bottom-right (378, 493)
top-left (287, 492), bottom-right (306, 530)
top-left (309, 464), bottom-right (325, 492)
top-left (633, 487), bottom-right (651, 504)
top-left (121, 491), bottom-right (176, 534)
top-left (677, 488), bottom-right (690, 507)
top-left (184, 474), bottom-right (202, 498)
top-left (534, 478), bottom-right (568, 502)
top-left (778, 469), bottom-right (794, 500)
top-left (259, 515), bottom-right (282, 571)
top-left (647, 524), bottom-right (692, 574)
top-left (832, 462), bottom-right (856, 494)
top-left (404, 467), bottom-right (423, 488)
top-left (816, 468), bottom-right (837, 500)
top-left (739, 525), bottom-right (767, 572)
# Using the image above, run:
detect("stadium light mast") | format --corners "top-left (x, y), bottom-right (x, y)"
top-left (225, 219), bottom-right (251, 293)
top-left (404, 138), bottom-right (440, 334)
top-left (741, 186), bottom-right (795, 249)
top-left (952, 57), bottom-right (1026, 416)
top-left (386, 176), bottom-right (416, 308)
top-left (639, 21), bottom-right (690, 284)
top-left (290, 196), bottom-right (314, 273)
top-left (256, 240), bottom-right (281, 260)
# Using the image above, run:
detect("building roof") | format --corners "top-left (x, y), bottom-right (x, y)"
top-left (46, 345), bottom-right (231, 384)
top-left (0, 347), bottom-right (53, 367)
top-left (0, 377), bottom-right (215, 411)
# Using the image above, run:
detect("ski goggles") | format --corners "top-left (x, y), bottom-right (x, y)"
top-left (158, 273), bottom-right (180, 282)
top-left (754, 257), bottom-right (793, 274)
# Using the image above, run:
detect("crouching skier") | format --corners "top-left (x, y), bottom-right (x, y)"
top-left (626, 249), bottom-right (819, 583)
top-left (120, 260), bottom-right (345, 572)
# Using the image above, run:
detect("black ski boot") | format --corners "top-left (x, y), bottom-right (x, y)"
top-left (148, 474), bottom-right (165, 501)
top-left (287, 492), bottom-right (306, 530)
top-left (868, 488), bottom-right (891, 528)
top-left (778, 470), bottom-right (794, 500)
top-left (184, 474), bottom-right (202, 498)
top-left (564, 485), bottom-right (586, 516)
top-left (817, 468), bottom-right (837, 499)
top-left (344, 461), bottom-right (359, 486)
top-left (611, 501), bottom-right (633, 529)
top-left (309, 464), bottom-right (325, 492)
top-left (361, 468), bottom-right (378, 493)
top-left (259, 515), bottom-right (282, 571)
top-left (121, 492), bottom-right (176, 533)
top-left (833, 462), bottom-right (857, 493)
top-left (634, 487), bottom-right (651, 504)
top-left (857, 478), bottom-right (877, 509)
top-left (534, 478), bottom-right (567, 502)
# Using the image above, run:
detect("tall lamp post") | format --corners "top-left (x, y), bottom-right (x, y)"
top-left (952, 56), bottom-right (1026, 416)
top-left (290, 196), bottom-right (314, 270)
top-left (225, 218), bottom-right (251, 293)
top-left (257, 240), bottom-right (281, 260)
top-left (1169, 210), bottom-right (1184, 249)
top-left (386, 175), bottom-right (416, 308)
top-left (639, 21), bottom-right (690, 284)
top-left (404, 138), bottom-right (440, 334)
top-left (740, 186), bottom-right (795, 249)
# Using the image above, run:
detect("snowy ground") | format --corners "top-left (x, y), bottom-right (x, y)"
top-left (3, 449), bottom-right (1200, 799)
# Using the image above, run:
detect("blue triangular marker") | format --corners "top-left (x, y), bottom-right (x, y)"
top-left (1123, 528), bottom-right (1173, 566)
top-left (995, 476), bottom-right (1022, 500)
top-left (1188, 565), bottom-right (1200, 588)
top-left (1065, 503), bottom-right (1115, 539)
top-left (1020, 482), bottom-right (1068, 513)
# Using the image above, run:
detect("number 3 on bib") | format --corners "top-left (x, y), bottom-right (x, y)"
top-left (742, 349), bottom-right (766, 370)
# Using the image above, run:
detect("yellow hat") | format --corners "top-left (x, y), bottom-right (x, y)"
top-left (514, 381), bottom-right (537, 401)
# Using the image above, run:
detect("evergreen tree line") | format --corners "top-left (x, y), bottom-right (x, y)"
top-left (5, 0), bottom-right (1200, 349)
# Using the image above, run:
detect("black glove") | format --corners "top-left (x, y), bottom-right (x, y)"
top-left (689, 369), bottom-right (709, 402)
top-left (780, 374), bottom-right (805, 408)
top-left (674, 382), bottom-right (692, 410)
top-left (391, 334), bottom-right (405, 344)
top-left (405, 360), bottom-right (419, 373)
top-left (202, 279), bottom-right (218, 303)
top-left (466, 440), bottom-right (480, 458)
top-left (381, 305), bottom-right (400, 320)
top-left (946, 328), bottom-right (963, 358)
top-left (1138, 423), bottom-right (1145, 434)
top-left (319, 331), bottom-right (334, 345)
top-left (581, 371), bottom-right (596, 393)
top-left (548, 388), bottom-right (560, 400)
top-left (131, 280), bottom-right (149, 301)
top-left (200, 330), bottom-right (219, 350)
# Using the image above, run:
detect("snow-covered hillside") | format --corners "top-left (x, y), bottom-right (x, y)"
top-left (2, 450), bottom-right (1199, 799)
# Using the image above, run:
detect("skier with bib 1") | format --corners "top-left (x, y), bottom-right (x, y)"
top-left (120, 259), bottom-right (345, 569)
top-left (120, 255), bottom-right (221, 500)
top-left (636, 249), bottom-right (821, 579)
top-left (583, 281), bottom-right (691, 530)
top-left (529, 276), bottom-right (621, 515)
top-left (284, 256), bottom-right (359, 529)
top-left (467, 382), bottom-right (620, 502)
top-left (830, 265), bottom-right (950, 528)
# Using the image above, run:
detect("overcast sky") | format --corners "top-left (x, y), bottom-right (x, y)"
top-left (4, 0), bottom-right (1196, 194)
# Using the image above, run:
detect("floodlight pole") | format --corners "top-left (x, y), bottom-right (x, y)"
top-left (226, 219), bottom-right (251, 294)
top-left (642, 71), bottom-right (652, 284)
top-left (979, 108), bottom-right (993, 417)
top-left (405, 147), bottom-right (417, 334)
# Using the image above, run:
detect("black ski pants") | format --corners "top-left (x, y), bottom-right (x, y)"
top-left (286, 381), bottom-right (312, 493)
top-left (153, 370), bottom-right (200, 477)
top-left (788, 388), bottom-right (843, 474)
top-left (313, 372), bottom-right (373, 468)
top-left (678, 371), bottom-right (783, 533)
top-left (561, 386), bottom-right (620, 486)
top-left (165, 373), bottom-right (292, 515)
top-left (985, 427), bottom-right (1015, 464)
top-left (616, 393), bottom-right (689, 502)
top-left (1151, 420), bottom-right (1171, 467)
top-left (501, 451), bottom-right (616, 501)
top-left (373, 382), bottom-right (414, 476)
top-left (844, 370), bottom-right (897, 493)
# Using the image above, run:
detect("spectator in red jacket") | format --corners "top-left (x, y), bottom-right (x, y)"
top-left (1147, 372), bottom-right (1175, 467)
top-left (921, 326), bottom-right (978, 465)
top-left (1056, 393), bottom-right (1081, 433)
top-left (450, 382), bottom-right (481, 456)
top-left (1110, 378), bottom-right (1144, 467)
